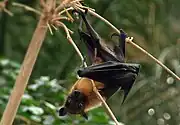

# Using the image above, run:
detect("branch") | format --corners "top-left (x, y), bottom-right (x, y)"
top-left (55, 0), bottom-right (81, 13)
top-left (88, 10), bottom-right (180, 81)
top-left (0, 1), bottom-right (55, 125)
top-left (91, 80), bottom-right (120, 125)
top-left (56, 21), bottom-right (87, 67)
top-left (126, 37), bottom-right (180, 81)
top-left (12, 2), bottom-right (42, 15)
top-left (0, 0), bottom-right (13, 16)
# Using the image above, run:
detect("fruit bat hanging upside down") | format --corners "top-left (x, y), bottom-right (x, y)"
top-left (58, 11), bottom-right (140, 119)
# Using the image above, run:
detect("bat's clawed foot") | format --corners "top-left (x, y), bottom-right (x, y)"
top-left (80, 57), bottom-right (87, 68)
top-left (119, 29), bottom-right (126, 34)
top-left (111, 33), bottom-right (119, 39)
top-left (111, 29), bottom-right (127, 39)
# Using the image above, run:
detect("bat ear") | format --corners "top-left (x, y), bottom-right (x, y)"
top-left (81, 112), bottom-right (88, 120)
top-left (58, 107), bottom-right (67, 116)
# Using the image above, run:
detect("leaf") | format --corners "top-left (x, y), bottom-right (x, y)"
top-left (22, 106), bottom-right (44, 115)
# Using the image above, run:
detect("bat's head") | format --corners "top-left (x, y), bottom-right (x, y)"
top-left (59, 90), bottom-right (88, 119)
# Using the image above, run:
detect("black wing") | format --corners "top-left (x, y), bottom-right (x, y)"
top-left (78, 61), bottom-right (140, 103)
top-left (78, 11), bottom-right (127, 63)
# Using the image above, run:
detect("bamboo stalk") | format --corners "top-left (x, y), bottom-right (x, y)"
top-left (0, 1), bottom-right (55, 124)
top-left (0, 16), bottom-right (48, 125)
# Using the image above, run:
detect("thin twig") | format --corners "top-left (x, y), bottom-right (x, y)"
top-left (47, 22), bottom-right (53, 35)
top-left (2, 8), bottom-right (13, 16)
top-left (58, 7), bottom-right (74, 15)
top-left (56, 21), bottom-right (87, 67)
top-left (88, 9), bottom-right (119, 33)
top-left (125, 37), bottom-right (180, 81)
top-left (55, 0), bottom-right (83, 13)
top-left (12, 2), bottom-right (42, 15)
top-left (15, 115), bottom-right (41, 125)
top-left (51, 24), bottom-right (58, 30)
top-left (51, 16), bottom-right (70, 22)
top-left (75, 3), bottom-right (95, 12)
top-left (91, 80), bottom-right (120, 125)
top-left (15, 115), bottom-right (31, 125)
top-left (88, 9), bottom-right (180, 81)
top-left (55, 0), bottom-right (74, 13)
top-left (0, 0), bottom-right (13, 16)
top-left (64, 8), bottom-right (74, 22)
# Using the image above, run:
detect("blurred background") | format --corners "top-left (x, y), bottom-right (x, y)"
top-left (0, 0), bottom-right (180, 125)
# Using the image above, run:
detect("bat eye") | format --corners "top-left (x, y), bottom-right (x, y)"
top-left (67, 99), bottom-right (71, 103)
top-left (65, 99), bottom-right (71, 106)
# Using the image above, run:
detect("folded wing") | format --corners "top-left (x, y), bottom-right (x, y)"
top-left (78, 61), bottom-right (140, 103)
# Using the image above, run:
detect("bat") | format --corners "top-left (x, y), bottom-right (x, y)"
top-left (77, 10), bottom-right (139, 102)
top-left (58, 10), bottom-right (140, 120)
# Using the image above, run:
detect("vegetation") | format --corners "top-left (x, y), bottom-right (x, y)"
top-left (0, 0), bottom-right (180, 125)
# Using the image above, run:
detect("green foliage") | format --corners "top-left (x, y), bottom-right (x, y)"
top-left (0, 58), bottom-right (115, 125)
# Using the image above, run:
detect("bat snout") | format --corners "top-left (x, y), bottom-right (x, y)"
top-left (58, 107), bottom-right (67, 116)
